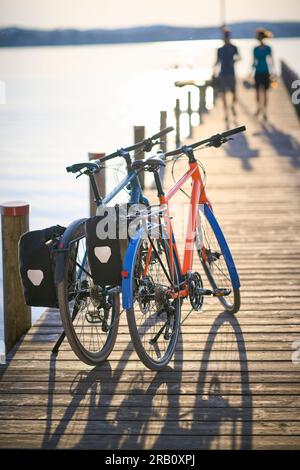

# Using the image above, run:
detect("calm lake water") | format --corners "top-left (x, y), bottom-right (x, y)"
top-left (0, 37), bottom-right (300, 338)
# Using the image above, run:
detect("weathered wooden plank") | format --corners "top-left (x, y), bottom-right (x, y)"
top-left (1, 419), bottom-right (300, 437)
top-left (0, 381), bottom-right (299, 395)
top-left (32, 315), bottom-right (300, 327)
top-left (0, 405), bottom-right (299, 421)
top-left (18, 331), bottom-right (300, 342)
top-left (1, 370), bottom-right (300, 383)
top-left (5, 341), bottom-right (296, 353)
top-left (21, 325), bottom-right (300, 334)
top-left (1, 360), bottom-right (300, 372)
top-left (1, 392), bottom-right (299, 408)
top-left (4, 350), bottom-right (298, 362)
top-left (0, 433), bottom-right (299, 450)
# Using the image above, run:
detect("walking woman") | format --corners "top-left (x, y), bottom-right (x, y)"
top-left (253, 28), bottom-right (274, 120)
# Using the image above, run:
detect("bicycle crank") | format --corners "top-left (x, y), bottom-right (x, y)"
top-left (188, 272), bottom-right (204, 311)
top-left (188, 272), bottom-right (232, 310)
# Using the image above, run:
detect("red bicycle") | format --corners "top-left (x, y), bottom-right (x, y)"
top-left (122, 125), bottom-right (246, 370)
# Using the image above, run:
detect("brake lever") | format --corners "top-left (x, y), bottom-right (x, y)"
top-left (76, 170), bottom-right (85, 179)
top-left (207, 136), bottom-right (232, 148)
top-left (143, 139), bottom-right (163, 153)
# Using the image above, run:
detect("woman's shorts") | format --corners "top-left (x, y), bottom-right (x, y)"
top-left (255, 72), bottom-right (270, 90)
top-left (219, 75), bottom-right (236, 93)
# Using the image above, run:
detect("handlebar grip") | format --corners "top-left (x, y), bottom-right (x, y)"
top-left (151, 126), bottom-right (174, 141)
top-left (66, 162), bottom-right (100, 173)
top-left (221, 125), bottom-right (246, 138)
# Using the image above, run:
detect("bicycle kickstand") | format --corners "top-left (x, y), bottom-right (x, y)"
top-left (52, 330), bottom-right (66, 355)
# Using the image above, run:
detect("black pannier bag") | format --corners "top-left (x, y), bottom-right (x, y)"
top-left (19, 225), bottom-right (66, 308)
top-left (86, 204), bottom-right (143, 286)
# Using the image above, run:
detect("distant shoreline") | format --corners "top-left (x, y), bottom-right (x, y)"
top-left (1, 21), bottom-right (300, 48)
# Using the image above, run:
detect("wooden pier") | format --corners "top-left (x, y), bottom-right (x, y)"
top-left (1, 79), bottom-right (300, 449)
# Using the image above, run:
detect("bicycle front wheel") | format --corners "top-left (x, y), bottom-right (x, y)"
top-left (126, 236), bottom-right (181, 371)
top-left (196, 204), bottom-right (240, 314)
top-left (57, 222), bottom-right (120, 365)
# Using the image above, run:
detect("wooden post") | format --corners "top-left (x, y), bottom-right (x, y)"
top-left (160, 111), bottom-right (167, 153)
top-left (159, 111), bottom-right (167, 184)
top-left (88, 153), bottom-right (105, 217)
top-left (134, 126), bottom-right (145, 190)
top-left (187, 91), bottom-right (192, 137)
top-left (1, 201), bottom-right (31, 354)
top-left (175, 99), bottom-right (181, 147)
top-left (199, 85), bottom-right (207, 122)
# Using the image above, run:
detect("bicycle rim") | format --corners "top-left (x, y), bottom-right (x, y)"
top-left (57, 225), bottom-right (119, 364)
top-left (127, 237), bottom-right (181, 370)
top-left (196, 207), bottom-right (240, 313)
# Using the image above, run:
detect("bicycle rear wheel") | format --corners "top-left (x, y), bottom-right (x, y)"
top-left (57, 222), bottom-right (120, 365)
top-left (196, 205), bottom-right (240, 314)
top-left (126, 236), bottom-right (181, 371)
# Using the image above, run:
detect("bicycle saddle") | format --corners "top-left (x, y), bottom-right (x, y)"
top-left (132, 156), bottom-right (165, 171)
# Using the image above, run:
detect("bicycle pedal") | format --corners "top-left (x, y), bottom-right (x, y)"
top-left (198, 288), bottom-right (213, 296)
top-left (213, 289), bottom-right (231, 297)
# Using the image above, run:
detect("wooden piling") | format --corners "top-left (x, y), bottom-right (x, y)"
top-left (187, 91), bottom-right (192, 137)
top-left (175, 99), bottom-right (181, 147)
top-left (1, 201), bottom-right (31, 354)
top-left (199, 85), bottom-right (207, 121)
top-left (88, 153), bottom-right (106, 217)
top-left (159, 111), bottom-right (168, 183)
top-left (134, 126), bottom-right (145, 189)
top-left (160, 111), bottom-right (167, 153)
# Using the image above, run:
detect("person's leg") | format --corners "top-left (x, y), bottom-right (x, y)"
top-left (254, 74), bottom-right (261, 116)
top-left (221, 90), bottom-right (229, 122)
top-left (262, 74), bottom-right (270, 120)
top-left (255, 88), bottom-right (260, 116)
top-left (230, 77), bottom-right (237, 116)
top-left (224, 92), bottom-right (229, 122)
top-left (263, 89), bottom-right (268, 120)
top-left (219, 77), bottom-right (229, 121)
top-left (231, 90), bottom-right (237, 116)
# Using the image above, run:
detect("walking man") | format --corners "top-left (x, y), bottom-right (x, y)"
top-left (215, 28), bottom-right (240, 122)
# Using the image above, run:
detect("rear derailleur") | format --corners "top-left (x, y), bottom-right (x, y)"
top-left (77, 281), bottom-right (112, 332)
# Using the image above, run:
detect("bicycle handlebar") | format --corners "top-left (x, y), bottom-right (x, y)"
top-left (100, 126), bottom-right (174, 161)
top-left (221, 125), bottom-right (246, 139)
top-left (165, 125), bottom-right (246, 157)
top-left (150, 126), bottom-right (174, 141)
top-left (66, 127), bottom-right (174, 173)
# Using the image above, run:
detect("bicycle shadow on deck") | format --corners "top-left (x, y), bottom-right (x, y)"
top-left (40, 322), bottom-right (184, 449)
top-left (193, 311), bottom-right (253, 449)
top-left (151, 311), bottom-right (252, 450)
top-left (41, 312), bottom-right (252, 449)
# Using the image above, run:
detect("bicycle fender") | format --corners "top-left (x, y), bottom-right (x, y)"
top-left (54, 218), bottom-right (87, 284)
top-left (204, 204), bottom-right (240, 289)
top-left (121, 228), bottom-right (144, 309)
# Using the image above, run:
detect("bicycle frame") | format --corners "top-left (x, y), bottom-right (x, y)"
top-left (97, 168), bottom-right (148, 208)
top-left (122, 156), bottom-right (240, 309)
top-left (121, 162), bottom-right (203, 307)
top-left (163, 160), bottom-right (211, 277)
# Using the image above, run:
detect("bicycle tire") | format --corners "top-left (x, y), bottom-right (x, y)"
top-left (57, 222), bottom-right (120, 365)
top-left (196, 205), bottom-right (240, 314)
top-left (126, 236), bottom-right (181, 371)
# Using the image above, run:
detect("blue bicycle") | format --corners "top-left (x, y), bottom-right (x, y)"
top-left (55, 127), bottom-right (173, 365)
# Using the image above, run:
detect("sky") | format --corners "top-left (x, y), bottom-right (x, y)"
top-left (1, 0), bottom-right (300, 29)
